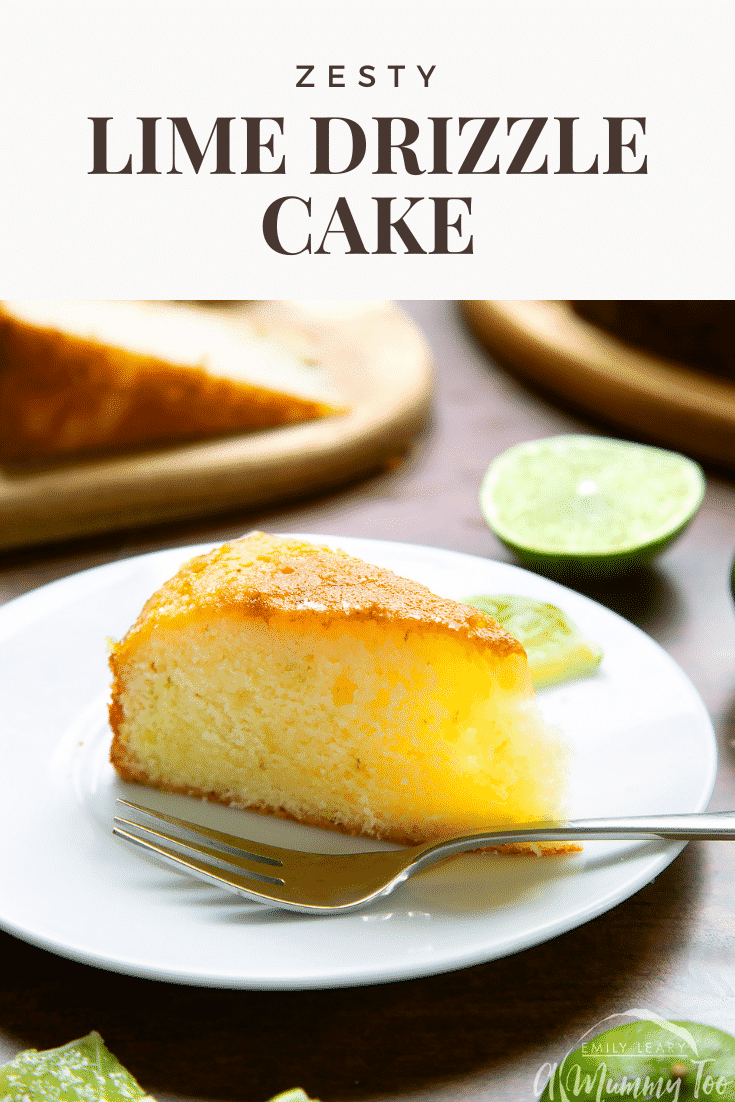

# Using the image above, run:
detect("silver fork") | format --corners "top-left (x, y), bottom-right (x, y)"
top-left (113, 799), bottom-right (735, 915)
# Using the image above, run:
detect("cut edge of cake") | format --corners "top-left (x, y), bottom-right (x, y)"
top-left (0, 301), bottom-right (348, 462)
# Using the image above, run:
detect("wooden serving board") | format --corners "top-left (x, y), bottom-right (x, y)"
top-left (461, 300), bottom-right (735, 467)
top-left (0, 301), bottom-right (432, 550)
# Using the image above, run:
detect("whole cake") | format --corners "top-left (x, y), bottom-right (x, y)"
top-left (109, 533), bottom-right (571, 851)
top-left (0, 300), bottom-right (346, 461)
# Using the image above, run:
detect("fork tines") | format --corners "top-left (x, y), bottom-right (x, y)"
top-left (113, 798), bottom-right (287, 897)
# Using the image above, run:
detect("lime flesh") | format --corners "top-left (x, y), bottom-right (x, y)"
top-left (0, 1031), bottom-right (154, 1101)
top-left (0, 1033), bottom-right (321, 1102)
top-left (464, 594), bottom-right (602, 688)
top-left (480, 435), bottom-right (705, 576)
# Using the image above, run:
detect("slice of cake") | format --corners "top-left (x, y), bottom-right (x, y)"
top-left (0, 301), bottom-right (346, 461)
top-left (109, 533), bottom-right (571, 852)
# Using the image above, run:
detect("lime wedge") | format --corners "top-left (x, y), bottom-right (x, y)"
top-left (0, 1031), bottom-right (154, 1100)
top-left (465, 594), bottom-right (602, 688)
top-left (480, 435), bottom-right (705, 576)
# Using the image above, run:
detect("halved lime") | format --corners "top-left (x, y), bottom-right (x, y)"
top-left (480, 435), bottom-right (705, 576)
top-left (542, 1019), bottom-right (735, 1102)
top-left (0, 1031), bottom-right (154, 1100)
top-left (465, 594), bottom-right (602, 688)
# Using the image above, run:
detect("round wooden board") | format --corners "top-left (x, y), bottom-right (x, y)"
top-left (0, 301), bottom-right (432, 550)
top-left (461, 300), bottom-right (735, 467)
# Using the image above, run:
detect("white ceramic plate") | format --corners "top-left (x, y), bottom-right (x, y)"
top-left (0, 536), bottom-right (717, 989)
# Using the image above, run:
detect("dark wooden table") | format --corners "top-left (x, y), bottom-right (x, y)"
top-left (2, 300), bottom-right (735, 1102)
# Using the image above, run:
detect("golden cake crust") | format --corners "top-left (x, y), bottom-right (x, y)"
top-left (115, 531), bottom-right (526, 654)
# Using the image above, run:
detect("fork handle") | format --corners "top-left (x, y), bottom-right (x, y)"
top-left (411, 811), bottom-right (735, 866)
